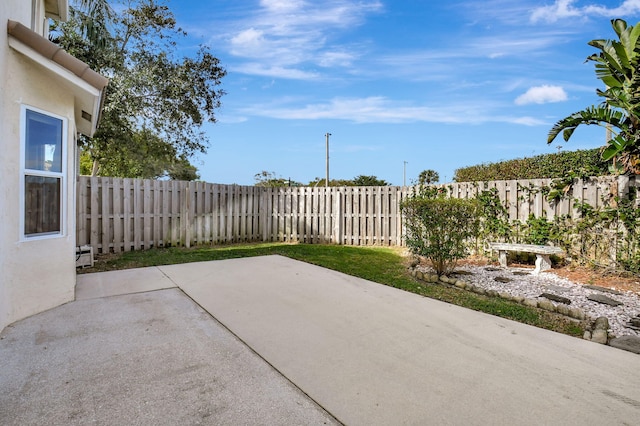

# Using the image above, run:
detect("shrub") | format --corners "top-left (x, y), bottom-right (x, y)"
top-left (524, 214), bottom-right (552, 245)
top-left (476, 188), bottom-right (512, 244)
top-left (401, 197), bottom-right (481, 276)
top-left (453, 148), bottom-right (609, 182)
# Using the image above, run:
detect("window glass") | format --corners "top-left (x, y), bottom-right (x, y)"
top-left (24, 176), bottom-right (61, 235)
top-left (25, 109), bottom-right (63, 173)
top-left (22, 108), bottom-right (65, 238)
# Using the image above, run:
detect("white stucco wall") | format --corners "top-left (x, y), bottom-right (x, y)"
top-left (1, 0), bottom-right (77, 331)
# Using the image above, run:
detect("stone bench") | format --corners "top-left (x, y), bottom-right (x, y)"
top-left (489, 243), bottom-right (563, 274)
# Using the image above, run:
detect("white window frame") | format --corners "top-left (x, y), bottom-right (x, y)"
top-left (20, 105), bottom-right (68, 241)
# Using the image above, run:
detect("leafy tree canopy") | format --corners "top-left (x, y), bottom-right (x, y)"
top-left (254, 171), bottom-right (302, 187)
top-left (308, 175), bottom-right (390, 187)
top-left (351, 175), bottom-right (390, 186)
top-left (52, 0), bottom-right (226, 179)
top-left (417, 169), bottom-right (440, 185)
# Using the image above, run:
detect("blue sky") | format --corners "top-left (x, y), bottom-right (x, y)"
top-left (169, 0), bottom-right (640, 185)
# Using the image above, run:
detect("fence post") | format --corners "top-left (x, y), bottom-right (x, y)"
top-left (184, 182), bottom-right (191, 248)
top-left (260, 188), bottom-right (268, 242)
top-left (333, 189), bottom-right (343, 244)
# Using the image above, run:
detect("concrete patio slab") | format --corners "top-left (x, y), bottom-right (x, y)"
top-left (75, 266), bottom-right (176, 300)
top-left (3, 255), bottom-right (640, 425)
top-left (0, 288), bottom-right (338, 425)
top-left (162, 255), bottom-right (640, 426)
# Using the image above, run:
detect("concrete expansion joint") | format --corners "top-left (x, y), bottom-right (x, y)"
top-left (177, 289), bottom-right (345, 425)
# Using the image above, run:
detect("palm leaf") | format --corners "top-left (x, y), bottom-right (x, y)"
top-left (602, 135), bottom-right (631, 160)
top-left (547, 106), bottom-right (629, 144)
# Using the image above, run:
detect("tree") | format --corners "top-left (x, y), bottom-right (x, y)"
top-left (417, 169), bottom-right (440, 185)
top-left (254, 171), bottom-right (301, 187)
top-left (548, 19), bottom-right (640, 174)
top-left (79, 128), bottom-right (199, 180)
top-left (351, 175), bottom-right (390, 186)
top-left (307, 175), bottom-right (389, 187)
top-left (52, 0), bottom-right (226, 179)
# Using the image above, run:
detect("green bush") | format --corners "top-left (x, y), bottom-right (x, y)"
top-left (476, 188), bottom-right (512, 243)
top-left (524, 214), bottom-right (552, 245)
top-left (453, 148), bottom-right (609, 182)
top-left (401, 197), bottom-right (481, 276)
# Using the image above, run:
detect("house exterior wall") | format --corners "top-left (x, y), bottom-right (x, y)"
top-left (1, 0), bottom-right (77, 330)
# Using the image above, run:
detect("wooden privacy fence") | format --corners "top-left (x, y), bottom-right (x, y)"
top-left (76, 177), bottom-right (411, 254)
top-left (443, 175), bottom-right (639, 222)
top-left (77, 175), bottom-right (639, 255)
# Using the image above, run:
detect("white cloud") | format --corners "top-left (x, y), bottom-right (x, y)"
top-left (585, 0), bottom-right (640, 16)
top-left (239, 96), bottom-right (544, 126)
top-left (232, 63), bottom-right (319, 80)
top-left (515, 85), bottom-right (568, 105)
top-left (531, 0), bottom-right (640, 23)
top-left (260, 0), bottom-right (305, 12)
top-left (230, 28), bottom-right (265, 55)
top-left (318, 51), bottom-right (356, 68)
top-left (530, 0), bottom-right (582, 23)
top-left (223, 1), bottom-right (382, 78)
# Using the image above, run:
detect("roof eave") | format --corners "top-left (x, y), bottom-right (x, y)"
top-left (7, 20), bottom-right (108, 136)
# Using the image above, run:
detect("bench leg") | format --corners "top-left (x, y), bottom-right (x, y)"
top-left (498, 250), bottom-right (508, 267)
top-left (534, 254), bottom-right (552, 274)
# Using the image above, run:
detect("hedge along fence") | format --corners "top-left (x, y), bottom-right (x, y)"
top-left (442, 175), bottom-right (639, 222)
top-left (76, 176), bottom-right (412, 254)
top-left (77, 175), bottom-right (639, 260)
top-left (439, 175), bottom-right (640, 267)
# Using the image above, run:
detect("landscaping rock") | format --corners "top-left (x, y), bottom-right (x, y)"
top-left (583, 285), bottom-right (623, 296)
top-left (587, 294), bottom-right (624, 307)
top-left (583, 330), bottom-right (592, 340)
top-left (523, 298), bottom-right (538, 308)
top-left (454, 280), bottom-right (467, 289)
top-left (594, 317), bottom-right (609, 331)
top-left (544, 284), bottom-right (569, 294)
top-left (626, 315), bottom-right (640, 331)
top-left (538, 300), bottom-right (556, 312)
top-left (416, 271), bottom-right (424, 280)
top-left (556, 304), bottom-right (570, 316)
top-left (569, 308), bottom-right (586, 320)
top-left (484, 267), bottom-right (501, 272)
top-left (510, 295), bottom-right (525, 303)
top-left (512, 271), bottom-right (530, 276)
top-left (609, 335), bottom-right (640, 354)
top-left (473, 287), bottom-right (486, 295)
top-left (494, 276), bottom-right (512, 283)
top-left (540, 293), bottom-right (571, 305)
top-left (591, 329), bottom-right (608, 344)
top-left (498, 292), bottom-right (511, 300)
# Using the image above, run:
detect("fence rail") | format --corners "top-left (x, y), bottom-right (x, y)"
top-left (444, 175), bottom-right (639, 222)
top-left (77, 175), bottom-right (639, 255)
top-left (76, 177), bottom-right (412, 253)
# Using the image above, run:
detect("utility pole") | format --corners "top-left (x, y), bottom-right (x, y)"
top-left (403, 161), bottom-right (408, 187)
top-left (325, 133), bottom-right (331, 188)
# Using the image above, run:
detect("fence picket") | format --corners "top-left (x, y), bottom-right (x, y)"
top-left (77, 176), bottom-right (639, 258)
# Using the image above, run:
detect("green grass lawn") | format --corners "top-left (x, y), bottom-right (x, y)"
top-left (81, 242), bottom-right (585, 337)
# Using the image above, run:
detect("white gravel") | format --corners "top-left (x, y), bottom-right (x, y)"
top-left (417, 264), bottom-right (640, 338)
